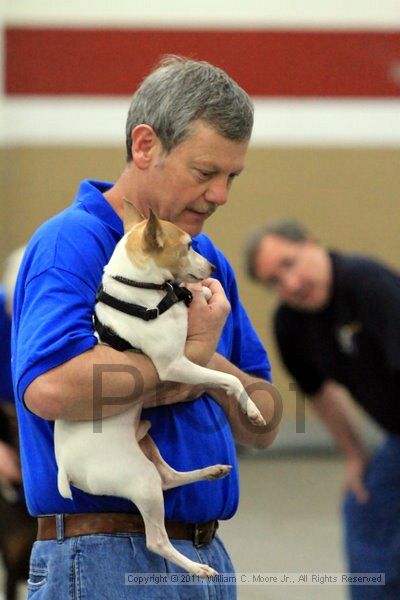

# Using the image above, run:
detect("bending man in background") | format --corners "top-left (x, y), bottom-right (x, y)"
top-left (245, 219), bottom-right (400, 599)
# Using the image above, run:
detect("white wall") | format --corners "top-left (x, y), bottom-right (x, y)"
top-left (3, 1), bottom-right (400, 146)
top-left (4, 0), bottom-right (400, 28)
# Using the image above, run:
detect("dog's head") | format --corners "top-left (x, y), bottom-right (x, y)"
top-left (122, 199), bottom-right (215, 282)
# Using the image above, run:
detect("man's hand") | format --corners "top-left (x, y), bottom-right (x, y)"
top-left (184, 279), bottom-right (231, 366)
top-left (142, 279), bottom-right (230, 409)
top-left (0, 440), bottom-right (22, 485)
top-left (141, 380), bottom-right (205, 409)
top-left (311, 382), bottom-right (372, 504)
top-left (344, 454), bottom-right (371, 504)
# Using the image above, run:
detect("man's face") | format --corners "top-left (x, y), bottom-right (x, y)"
top-left (140, 121), bottom-right (248, 237)
top-left (253, 236), bottom-right (333, 311)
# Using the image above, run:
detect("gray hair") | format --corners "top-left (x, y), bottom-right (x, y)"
top-left (125, 55), bottom-right (254, 160)
top-left (244, 219), bottom-right (312, 280)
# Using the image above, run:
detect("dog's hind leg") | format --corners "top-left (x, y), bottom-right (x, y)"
top-left (139, 434), bottom-right (231, 490)
top-left (136, 419), bottom-right (152, 442)
top-left (129, 458), bottom-right (218, 576)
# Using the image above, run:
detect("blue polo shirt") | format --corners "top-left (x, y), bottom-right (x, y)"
top-left (12, 179), bottom-right (271, 520)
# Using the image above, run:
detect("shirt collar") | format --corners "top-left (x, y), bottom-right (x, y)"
top-left (74, 181), bottom-right (208, 244)
top-left (74, 179), bottom-right (123, 236)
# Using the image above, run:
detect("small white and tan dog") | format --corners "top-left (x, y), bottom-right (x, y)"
top-left (54, 201), bottom-right (265, 577)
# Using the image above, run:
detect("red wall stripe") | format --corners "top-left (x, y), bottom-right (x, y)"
top-left (6, 28), bottom-right (400, 97)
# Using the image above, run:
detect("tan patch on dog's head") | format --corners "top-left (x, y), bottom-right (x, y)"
top-left (125, 210), bottom-right (192, 274)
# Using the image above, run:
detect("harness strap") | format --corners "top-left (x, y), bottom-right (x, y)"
top-left (94, 279), bottom-right (193, 352)
top-left (93, 313), bottom-right (137, 352)
top-left (95, 281), bottom-right (192, 321)
top-left (111, 275), bottom-right (169, 290)
top-left (96, 286), bottom-right (159, 321)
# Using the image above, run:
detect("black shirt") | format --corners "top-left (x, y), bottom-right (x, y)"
top-left (274, 252), bottom-right (400, 434)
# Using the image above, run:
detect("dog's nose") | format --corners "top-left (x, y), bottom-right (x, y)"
top-left (210, 263), bottom-right (216, 274)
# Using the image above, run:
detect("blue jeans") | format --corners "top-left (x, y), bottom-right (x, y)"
top-left (343, 436), bottom-right (400, 600)
top-left (27, 531), bottom-right (236, 599)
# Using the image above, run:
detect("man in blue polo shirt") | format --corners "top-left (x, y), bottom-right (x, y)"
top-left (13, 57), bottom-right (279, 599)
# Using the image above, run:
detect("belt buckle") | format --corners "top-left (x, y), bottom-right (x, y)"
top-left (193, 521), bottom-right (218, 548)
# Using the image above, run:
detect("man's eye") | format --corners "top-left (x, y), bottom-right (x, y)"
top-left (197, 170), bottom-right (212, 180)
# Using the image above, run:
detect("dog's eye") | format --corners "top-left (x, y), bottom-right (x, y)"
top-left (187, 241), bottom-right (192, 249)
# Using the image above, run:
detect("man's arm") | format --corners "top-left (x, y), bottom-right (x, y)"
top-left (24, 279), bottom-right (230, 421)
top-left (310, 380), bottom-right (371, 502)
top-left (206, 353), bottom-right (281, 450)
top-left (24, 343), bottom-right (159, 420)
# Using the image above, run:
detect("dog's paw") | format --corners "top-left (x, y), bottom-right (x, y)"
top-left (247, 402), bottom-right (266, 427)
top-left (190, 564), bottom-right (218, 578)
top-left (204, 464), bottom-right (232, 480)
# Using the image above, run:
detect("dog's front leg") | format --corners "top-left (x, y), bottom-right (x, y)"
top-left (157, 356), bottom-right (266, 426)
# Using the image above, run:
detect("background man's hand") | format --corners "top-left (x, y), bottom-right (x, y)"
top-left (343, 454), bottom-right (371, 504)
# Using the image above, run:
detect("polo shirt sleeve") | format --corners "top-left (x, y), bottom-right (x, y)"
top-left (15, 267), bottom-right (98, 405)
top-left (274, 309), bottom-right (326, 396)
top-left (349, 261), bottom-right (400, 372)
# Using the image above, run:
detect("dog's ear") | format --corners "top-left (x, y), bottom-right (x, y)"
top-left (143, 210), bottom-right (164, 251)
top-left (123, 197), bottom-right (145, 233)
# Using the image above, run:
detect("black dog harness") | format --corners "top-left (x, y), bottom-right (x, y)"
top-left (94, 276), bottom-right (193, 352)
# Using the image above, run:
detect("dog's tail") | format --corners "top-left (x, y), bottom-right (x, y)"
top-left (57, 468), bottom-right (73, 500)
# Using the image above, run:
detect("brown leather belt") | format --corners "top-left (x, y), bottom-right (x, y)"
top-left (37, 513), bottom-right (219, 548)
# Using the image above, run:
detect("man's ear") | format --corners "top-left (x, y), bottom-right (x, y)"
top-left (131, 125), bottom-right (160, 170)
top-left (122, 198), bottom-right (145, 233)
top-left (143, 210), bottom-right (164, 251)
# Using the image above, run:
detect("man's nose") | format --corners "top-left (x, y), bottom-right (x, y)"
top-left (281, 272), bottom-right (301, 294)
top-left (204, 181), bottom-right (229, 206)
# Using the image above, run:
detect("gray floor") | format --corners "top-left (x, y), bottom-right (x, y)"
top-left (221, 451), bottom-right (347, 599)
top-left (1, 453), bottom-right (348, 600)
